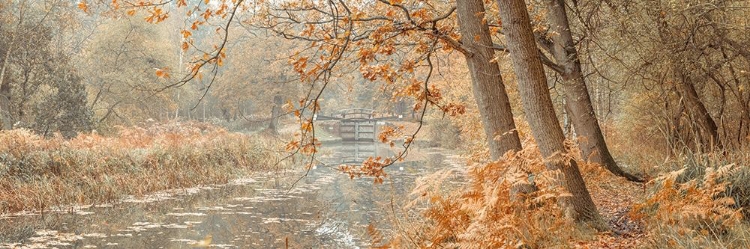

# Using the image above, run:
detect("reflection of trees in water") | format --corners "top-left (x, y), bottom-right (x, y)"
top-left (308, 170), bottom-right (381, 246)
top-left (247, 199), bottom-right (302, 246)
top-left (312, 143), bottom-right (444, 246)
top-left (308, 142), bottom-right (400, 245)
top-left (323, 141), bottom-right (396, 165)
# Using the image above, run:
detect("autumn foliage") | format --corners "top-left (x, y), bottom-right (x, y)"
top-left (4, 0), bottom-right (750, 248)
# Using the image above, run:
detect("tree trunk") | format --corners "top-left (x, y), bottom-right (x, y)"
top-left (456, 0), bottom-right (522, 159)
top-left (0, 83), bottom-right (10, 130)
top-left (719, 47), bottom-right (750, 146)
top-left (652, 3), bottom-right (721, 151)
top-left (0, 41), bottom-right (13, 130)
top-left (0, 0), bottom-right (27, 131)
top-left (544, 0), bottom-right (642, 182)
top-left (269, 95), bottom-right (282, 133)
top-left (495, 0), bottom-right (606, 229)
top-left (675, 68), bottom-right (721, 150)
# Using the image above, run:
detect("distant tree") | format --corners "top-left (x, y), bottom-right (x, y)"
top-left (0, 23), bottom-right (54, 128)
top-left (34, 62), bottom-right (92, 138)
top-left (540, 0), bottom-right (642, 181)
top-left (595, 0), bottom-right (749, 152)
top-left (208, 32), bottom-right (300, 128)
top-left (650, 0), bottom-right (721, 151)
top-left (79, 16), bottom-right (180, 128)
top-left (0, 0), bottom-right (92, 136)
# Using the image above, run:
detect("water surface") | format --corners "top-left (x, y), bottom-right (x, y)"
top-left (0, 142), bottom-right (463, 248)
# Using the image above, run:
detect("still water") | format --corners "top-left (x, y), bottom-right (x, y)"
top-left (0, 142), bottom-right (463, 248)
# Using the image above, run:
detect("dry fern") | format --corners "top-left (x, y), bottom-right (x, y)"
top-left (390, 140), bottom-right (584, 248)
top-left (635, 163), bottom-right (744, 247)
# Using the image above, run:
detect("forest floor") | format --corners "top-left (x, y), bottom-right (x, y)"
top-left (582, 176), bottom-right (648, 248)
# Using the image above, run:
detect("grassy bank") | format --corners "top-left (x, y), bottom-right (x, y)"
top-left (391, 137), bottom-right (750, 248)
top-left (0, 122), bottom-right (282, 214)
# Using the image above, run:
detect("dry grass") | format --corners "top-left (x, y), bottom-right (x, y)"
top-left (0, 121), bottom-right (282, 214)
top-left (602, 108), bottom-right (750, 248)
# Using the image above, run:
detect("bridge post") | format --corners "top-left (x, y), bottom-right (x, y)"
top-left (354, 122), bottom-right (360, 141)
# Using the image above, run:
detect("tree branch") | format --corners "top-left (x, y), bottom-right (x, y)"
top-left (492, 43), bottom-right (565, 74)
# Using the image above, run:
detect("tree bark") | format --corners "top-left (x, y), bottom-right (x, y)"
top-left (495, 0), bottom-right (606, 229)
top-left (456, 0), bottom-right (522, 159)
top-left (544, 0), bottom-right (642, 182)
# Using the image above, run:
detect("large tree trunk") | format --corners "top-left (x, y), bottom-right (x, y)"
top-left (456, 0), bottom-right (522, 159)
top-left (495, 0), bottom-right (606, 229)
top-left (544, 0), bottom-right (642, 182)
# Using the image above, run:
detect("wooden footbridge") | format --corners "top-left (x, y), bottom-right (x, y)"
top-left (314, 108), bottom-right (403, 142)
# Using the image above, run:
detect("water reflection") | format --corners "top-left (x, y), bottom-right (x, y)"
top-left (322, 141), bottom-right (394, 165)
top-left (0, 142), bottom-right (462, 248)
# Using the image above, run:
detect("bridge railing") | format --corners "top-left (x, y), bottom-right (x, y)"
top-left (337, 108), bottom-right (375, 120)
top-left (314, 108), bottom-right (409, 141)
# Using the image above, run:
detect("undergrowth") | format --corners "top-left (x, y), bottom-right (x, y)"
top-left (393, 140), bottom-right (593, 248)
top-left (388, 136), bottom-right (750, 248)
top-left (634, 150), bottom-right (750, 248)
top-left (0, 122), bottom-right (282, 214)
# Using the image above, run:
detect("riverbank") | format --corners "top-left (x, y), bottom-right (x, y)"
top-left (0, 122), bottom-right (284, 214)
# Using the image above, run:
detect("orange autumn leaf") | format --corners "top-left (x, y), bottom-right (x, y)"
top-left (145, 7), bottom-right (168, 24)
top-left (300, 120), bottom-right (313, 132)
top-left (181, 30), bottom-right (192, 39)
top-left (77, 1), bottom-right (89, 13)
top-left (155, 67), bottom-right (170, 79)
